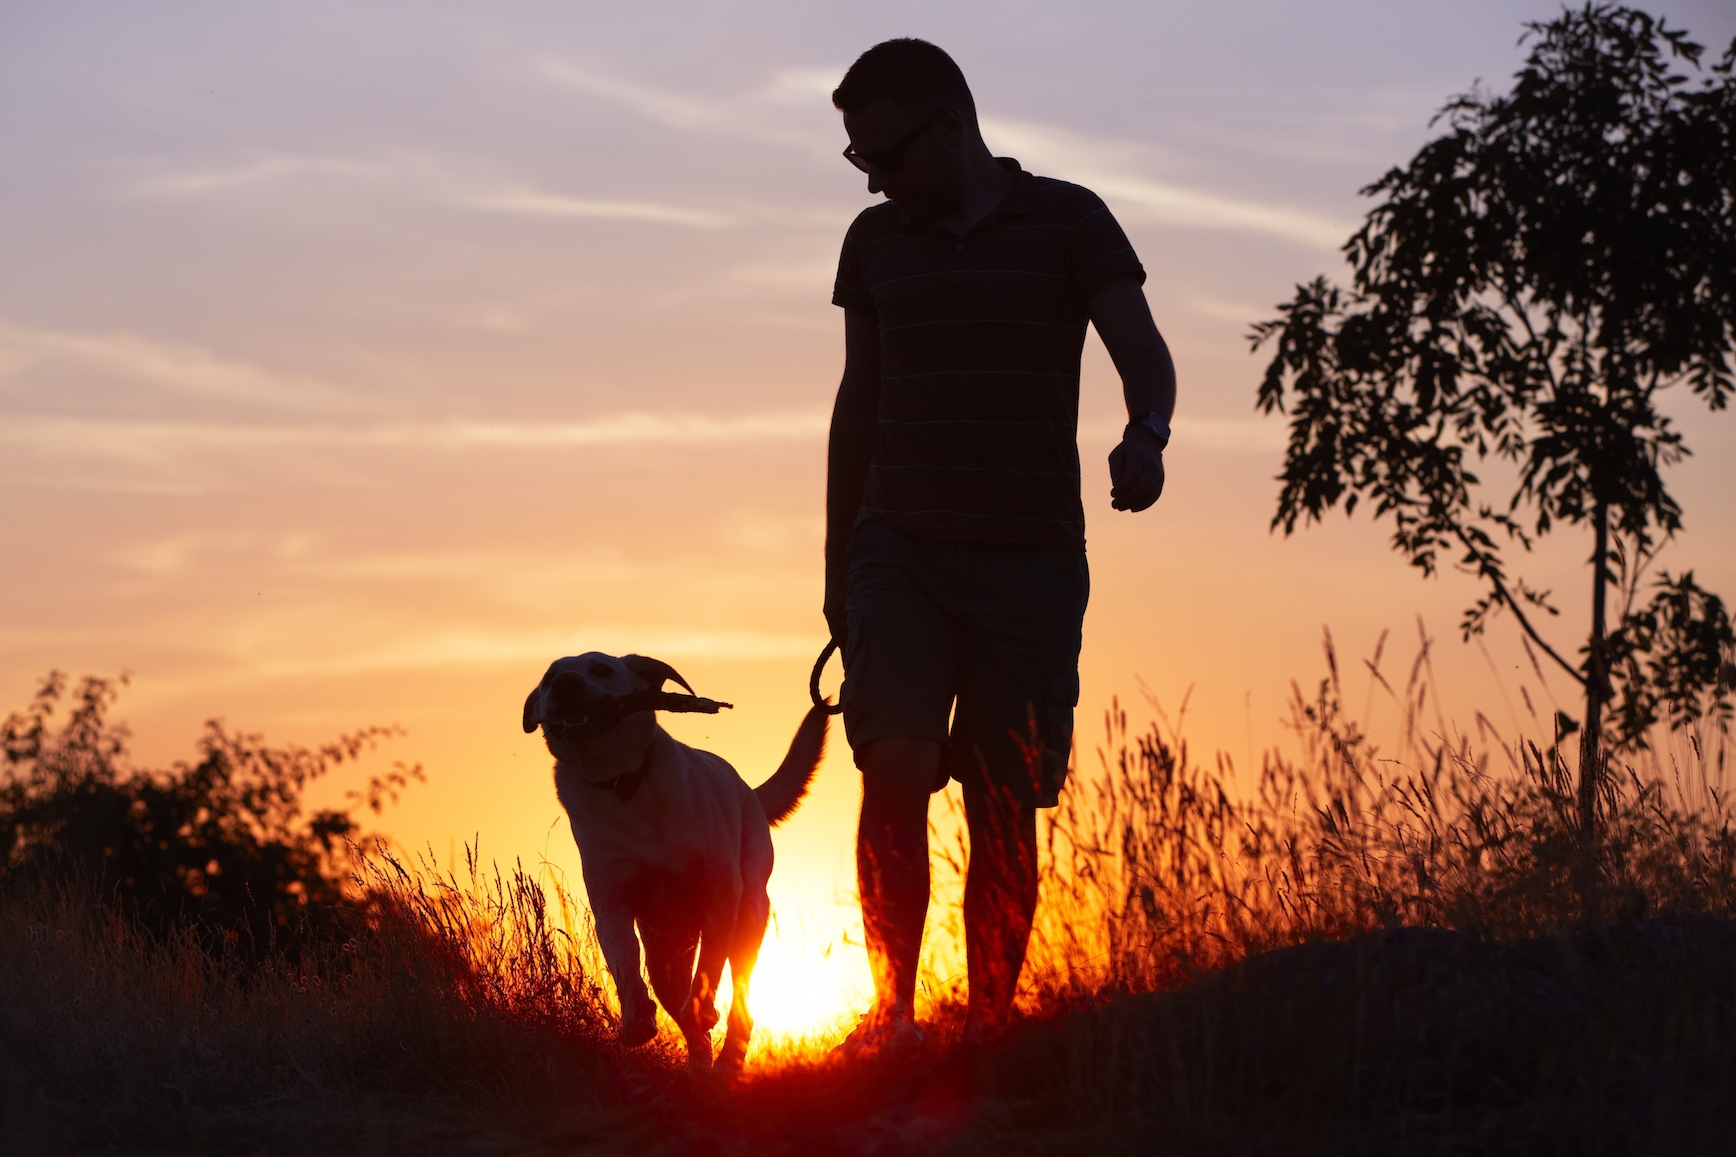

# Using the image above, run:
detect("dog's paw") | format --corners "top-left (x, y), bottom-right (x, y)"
top-left (684, 1036), bottom-right (714, 1073)
top-left (715, 1037), bottom-right (748, 1077)
top-left (617, 1009), bottom-right (658, 1048)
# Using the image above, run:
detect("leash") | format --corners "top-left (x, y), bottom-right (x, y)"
top-left (809, 639), bottom-right (844, 716)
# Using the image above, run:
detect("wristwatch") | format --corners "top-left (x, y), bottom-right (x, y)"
top-left (1125, 411), bottom-right (1171, 451)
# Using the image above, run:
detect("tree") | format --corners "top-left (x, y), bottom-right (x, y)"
top-left (1, 671), bottom-right (422, 954)
top-left (1252, 5), bottom-right (1736, 851)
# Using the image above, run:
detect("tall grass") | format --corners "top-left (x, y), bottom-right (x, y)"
top-left (6, 631), bottom-right (1735, 1153)
top-left (0, 854), bottom-right (649, 1154)
top-left (1013, 626), bottom-right (1736, 1005)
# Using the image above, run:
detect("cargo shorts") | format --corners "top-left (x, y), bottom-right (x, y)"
top-left (841, 519), bottom-right (1089, 808)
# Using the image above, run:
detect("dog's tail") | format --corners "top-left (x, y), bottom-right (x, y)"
top-left (753, 705), bottom-right (828, 826)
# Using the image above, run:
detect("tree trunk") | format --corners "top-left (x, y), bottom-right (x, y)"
top-left (1579, 500), bottom-right (1610, 865)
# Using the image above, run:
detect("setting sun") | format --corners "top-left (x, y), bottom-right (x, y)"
top-left (727, 924), bottom-right (871, 1042)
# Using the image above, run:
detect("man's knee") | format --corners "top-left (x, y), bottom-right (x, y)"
top-left (858, 736), bottom-right (942, 803)
top-left (964, 779), bottom-right (1036, 827)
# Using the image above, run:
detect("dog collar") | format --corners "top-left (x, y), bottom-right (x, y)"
top-left (581, 735), bottom-right (658, 803)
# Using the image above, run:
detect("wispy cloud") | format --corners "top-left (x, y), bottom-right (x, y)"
top-left (129, 155), bottom-right (389, 197)
top-left (531, 58), bottom-right (1351, 250)
top-left (0, 323), bottom-right (356, 414)
top-left (14, 475), bottom-right (207, 497)
top-left (983, 119), bottom-right (1350, 250)
top-left (728, 257), bottom-right (838, 290)
top-left (1188, 295), bottom-right (1279, 327)
top-left (231, 627), bottom-right (822, 678)
top-left (114, 533), bottom-right (651, 590)
top-left (1077, 414), bottom-right (1288, 452)
top-left (3, 408), bottom-right (1292, 463)
top-left (457, 188), bottom-right (729, 228)
top-left (1, 411), bottom-right (831, 463)
top-left (538, 60), bottom-right (841, 152)
top-left (540, 61), bottom-right (726, 131)
top-left (126, 151), bottom-right (730, 230)
top-left (763, 68), bottom-right (843, 105)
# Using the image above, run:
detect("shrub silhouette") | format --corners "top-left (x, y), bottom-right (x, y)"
top-left (0, 670), bottom-right (420, 954)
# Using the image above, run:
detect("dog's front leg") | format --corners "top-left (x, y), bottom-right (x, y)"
top-left (594, 895), bottom-right (657, 1047)
top-left (687, 881), bottom-right (742, 1052)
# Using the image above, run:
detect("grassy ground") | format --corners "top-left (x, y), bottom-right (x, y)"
top-left (6, 880), bottom-right (1734, 1156)
top-left (4, 642), bottom-right (1735, 1154)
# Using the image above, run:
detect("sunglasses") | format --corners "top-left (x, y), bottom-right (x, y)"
top-left (842, 112), bottom-right (938, 174)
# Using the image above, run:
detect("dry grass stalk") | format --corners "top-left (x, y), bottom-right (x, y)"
top-left (6, 631), bottom-right (1735, 1152)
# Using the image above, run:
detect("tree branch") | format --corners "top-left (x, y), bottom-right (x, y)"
top-left (1501, 287), bottom-right (1560, 398)
top-left (1453, 523), bottom-right (1586, 687)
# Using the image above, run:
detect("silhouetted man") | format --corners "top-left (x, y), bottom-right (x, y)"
top-left (826, 39), bottom-right (1174, 1054)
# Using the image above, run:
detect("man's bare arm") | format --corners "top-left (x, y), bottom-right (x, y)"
top-left (1088, 276), bottom-right (1176, 512)
top-left (824, 309), bottom-right (882, 644)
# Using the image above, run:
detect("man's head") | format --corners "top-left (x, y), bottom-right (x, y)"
top-left (833, 39), bottom-right (982, 221)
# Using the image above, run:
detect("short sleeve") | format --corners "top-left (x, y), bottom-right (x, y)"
top-left (831, 230), bottom-right (876, 316)
top-left (1067, 193), bottom-right (1145, 309)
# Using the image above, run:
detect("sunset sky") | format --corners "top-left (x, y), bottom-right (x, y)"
top-left (5, 1), bottom-right (1734, 1031)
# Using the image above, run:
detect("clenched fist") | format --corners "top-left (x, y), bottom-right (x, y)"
top-left (1108, 428), bottom-right (1165, 511)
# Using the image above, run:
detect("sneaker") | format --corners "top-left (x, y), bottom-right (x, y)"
top-left (960, 1017), bottom-right (1002, 1050)
top-left (829, 1002), bottom-right (925, 1062)
top-left (961, 1007), bottom-right (1013, 1049)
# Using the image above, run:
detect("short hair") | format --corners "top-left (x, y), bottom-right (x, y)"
top-left (831, 38), bottom-right (975, 118)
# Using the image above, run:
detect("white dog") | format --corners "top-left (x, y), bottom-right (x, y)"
top-left (522, 651), bottom-right (825, 1071)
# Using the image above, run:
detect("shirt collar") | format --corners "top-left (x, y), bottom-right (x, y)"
top-left (896, 157), bottom-right (1036, 230)
top-left (993, 157), bottom-right (1039, 215)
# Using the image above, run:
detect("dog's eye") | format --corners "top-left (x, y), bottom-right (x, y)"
top-left (589, 662), bottom-right (612, 678)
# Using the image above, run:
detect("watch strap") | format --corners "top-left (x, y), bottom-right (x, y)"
top-left (1127, 411), bottom-right (1171, 451)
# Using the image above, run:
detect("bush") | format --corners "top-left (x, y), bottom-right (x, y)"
top-left (0, 671), bottom-right (422, 955)
top-left (0, 859), bottom-right (631, 1155)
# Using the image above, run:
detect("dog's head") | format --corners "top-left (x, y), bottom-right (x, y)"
top-left (522, 652), bottom-right (693, 750)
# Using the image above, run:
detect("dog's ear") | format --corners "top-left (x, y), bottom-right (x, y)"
top-left (621, 654), bottom-right (695, 696)
top-left (522, 684), bottom-right (544, 733)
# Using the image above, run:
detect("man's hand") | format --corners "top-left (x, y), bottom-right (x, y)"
top-left (1109, 429), bottom-right (1165, 511)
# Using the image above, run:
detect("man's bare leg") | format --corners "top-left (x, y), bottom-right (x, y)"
top-left (856, 736), bottom-right (939, 1013)
top-left (962, 780), bottom-right (1038, 1033)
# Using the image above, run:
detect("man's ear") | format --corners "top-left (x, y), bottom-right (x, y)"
top-left (621, 654), bottom-right (695, 696)
top-left (523, 685), bottom-right (544, 734)
top-left (935, 104), bottom-right (967, 145)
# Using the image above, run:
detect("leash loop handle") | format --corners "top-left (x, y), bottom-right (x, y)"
top-left (810, 639), bottom-right (845, 715)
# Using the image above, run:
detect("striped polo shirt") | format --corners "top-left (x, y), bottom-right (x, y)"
top-left (832, 158), bottom-right (1145, 551)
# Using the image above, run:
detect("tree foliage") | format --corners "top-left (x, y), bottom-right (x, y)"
top-left (1, 671), bottom-right (422, 952)
top-left (1253, 4), bottom-right (1736, 761)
